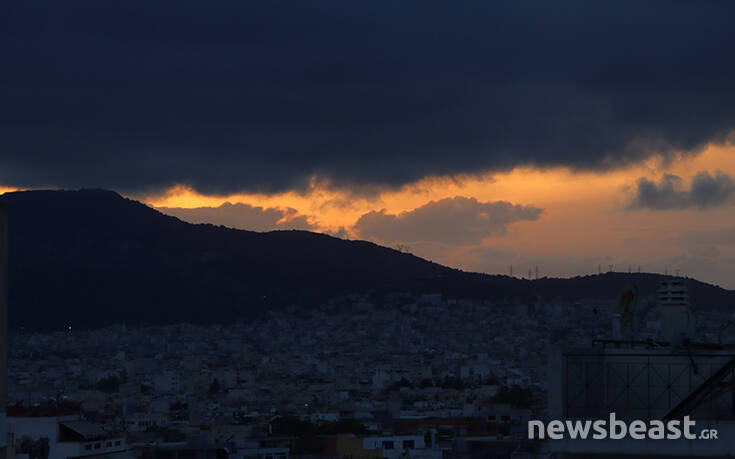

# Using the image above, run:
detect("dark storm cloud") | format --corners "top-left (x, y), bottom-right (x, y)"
top-left (157, 203), bottom-right (315, 232)
top-left (353, 196), bottom-right (542, 244)
top-left (627, 171), bottom-right (735, 210)
top-left (2, 1), bottom-right (735, 193)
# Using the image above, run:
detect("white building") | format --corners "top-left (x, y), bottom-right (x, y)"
top-left (362, 435), bottom-right (426, 459)
top-left (372, 367), bottom-right (394, 389)
top-left (122, 412), bottom-right (169, 432)
top-left (7, 414), bottom-right (127, 459)
top-left (153, 371), bottom-right (182, 394)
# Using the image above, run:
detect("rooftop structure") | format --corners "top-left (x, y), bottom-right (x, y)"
top-left (547, 279), bottom-right (735, 457)
top-left (657, 280), bottom-right (695, 345)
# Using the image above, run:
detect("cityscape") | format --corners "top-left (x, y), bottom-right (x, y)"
top-left (5, 265), bottom-right (735, 457)
top-left (3, 1), bottom-right (735, 458)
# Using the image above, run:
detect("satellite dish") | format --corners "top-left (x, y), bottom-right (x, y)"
top-left (617, 284), bottom-right (638, 327)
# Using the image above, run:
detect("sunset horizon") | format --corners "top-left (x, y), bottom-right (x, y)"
top-left (3, 2), bottom-right (735, 457)
top-left (8, 141), bottom-right (735, 288)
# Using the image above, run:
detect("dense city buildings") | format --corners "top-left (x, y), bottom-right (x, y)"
top-left (5, 286), bottom-right (735, 458)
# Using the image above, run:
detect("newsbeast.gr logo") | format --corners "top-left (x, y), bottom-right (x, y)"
top-left (528, 413), bottom-right (719, 440)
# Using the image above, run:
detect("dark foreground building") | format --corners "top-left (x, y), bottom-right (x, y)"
top-left (1, 203), bottom-right (8, 456)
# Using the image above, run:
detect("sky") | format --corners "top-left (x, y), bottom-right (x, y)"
top-left (2, 1), bottom-right (735, 288)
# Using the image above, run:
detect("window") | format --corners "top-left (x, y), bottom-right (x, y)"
top-left (115, 441), bottom-right (121, 446)
top-left (106, 441), bottom-right (112, 447)
top-left (382, 441), bottom-right (394, 450)
top-left (402, 440), bottom-right (414, 449)
top-left (84, 444), bottom-right (91, 450)
top-left (94, 443), bottom-right (101, 449)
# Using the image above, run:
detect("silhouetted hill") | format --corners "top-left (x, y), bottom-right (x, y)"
top-left (1, 189), bottom-right (733, 332)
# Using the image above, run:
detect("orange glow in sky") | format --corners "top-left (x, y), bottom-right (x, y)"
top-left (139, 142), bottom-right (735, 287)
top-left (3, 143), bottom-right (735, 287)
top-left (142, 142), bottom-right (735, 233)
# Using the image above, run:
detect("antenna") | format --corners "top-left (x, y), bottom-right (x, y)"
top-left (608, 264), bottom-right (614, 272)
top-left (535, 266), bottom-right (539, 279)
top-left (598, 264), bottom-right (601, 275)
top-left (528, 268), bottom-right (532, 279)
top-left (510, 264), bottom-right (513, 277)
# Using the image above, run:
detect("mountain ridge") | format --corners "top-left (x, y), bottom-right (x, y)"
top-left (1, 189), bottom-right (732, 332)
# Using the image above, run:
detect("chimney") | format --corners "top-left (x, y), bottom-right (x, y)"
top-left (657, 280), bottom-right (694, 345)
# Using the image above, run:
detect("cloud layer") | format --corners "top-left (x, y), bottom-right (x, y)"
top-left (2, 1), bottom-right (735, 193)
top-left (628, 171), bottom-right (735, 210)
top-left (158, 203), bottom-right (314, 232)
top-left (353, 196), bottom-right (542, 244)
top-left (678, 227), bottom-right (735, 246)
